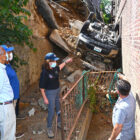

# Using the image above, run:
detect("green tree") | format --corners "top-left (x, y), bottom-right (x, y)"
top-left (100, 0), bottom-right (112, 24)
top-left (0, 0), bottom-right (32, 47)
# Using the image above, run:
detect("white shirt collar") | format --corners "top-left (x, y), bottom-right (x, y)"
top-left (0, 63), bottom-right (6, 69)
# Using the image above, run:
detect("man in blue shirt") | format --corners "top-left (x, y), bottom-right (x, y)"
top-left (0, 46), bottom-right (16, 140)
top-left (109, 76), bottom-right (136, 140)
top-left (3, 45), bottom-right (20, 116)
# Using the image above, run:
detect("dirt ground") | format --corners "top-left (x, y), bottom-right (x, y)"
top-left (17, 84), bottom-right (114, 140)
top-left (16, 83), bottom-right (88, 140)
top-left (17, 83), bottom-right (62, 140)
top-left (86, 113), bottom-right (113, 140)
top-left (86, 93), bottom-right (113, 140)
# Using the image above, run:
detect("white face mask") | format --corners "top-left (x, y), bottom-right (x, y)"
top-left (5, 52), bottom-right (9, 61)
top-left (9, 52), bottom-right (13, 61)
top-left (50, 62), bottom-right (56, 68)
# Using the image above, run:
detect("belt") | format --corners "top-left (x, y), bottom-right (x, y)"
top-left (0, 101), bottom-right (13, 105)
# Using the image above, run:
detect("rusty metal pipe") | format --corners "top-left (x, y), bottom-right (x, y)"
top-left (62, 75), bottom-right (84, 100)
top-left (66, 98), bottom-right (88, 140)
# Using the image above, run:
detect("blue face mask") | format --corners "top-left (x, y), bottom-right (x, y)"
top-left (5, 53), bottom-right (9, 61)
top-left (50, 62), bottom-right (56, 68)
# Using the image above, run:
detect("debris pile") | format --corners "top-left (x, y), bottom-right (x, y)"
top-left (36, 0), bottom-right (121, 72)
top-left (38, 98), bottom-right (48, 110)
top-left (58, 27), bottom-right (78, 49)
top-left (50, 29), bottom-right (71, 53)
top-left (28, 108), bottom-right (36, 117)
top-left (58, 20), bottom-right (83, 49)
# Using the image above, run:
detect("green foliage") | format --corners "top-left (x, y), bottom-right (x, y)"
top-left (88, 85), bottom-right (96, 113)
top-left (100, 0), bottom-right (112, 24)
top-left (88, 75), bottom-right (100, 112)
top-left (0, 0), bottom-right (36, 69)
top-left (0, 0), bottom-right (33, 47)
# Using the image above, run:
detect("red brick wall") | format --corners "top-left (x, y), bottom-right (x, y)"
top-left (116, 0), bottom-right (140, 140)
top-left (115, 0), bottom-right (140, 139)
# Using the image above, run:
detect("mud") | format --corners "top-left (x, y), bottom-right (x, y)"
top-left (86, 93), bottom-right (113, 140)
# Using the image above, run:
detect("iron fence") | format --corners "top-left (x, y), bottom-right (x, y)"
top-left (60, 71), bottom-right (117, 140)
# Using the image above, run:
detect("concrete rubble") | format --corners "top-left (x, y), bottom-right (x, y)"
top-left (49, 29), bottom-right (71, 53)
top-left (32, 124), bottom-right (46, 135)
top-left (62, 65), bottom-right (75, 76)
top-left (67, 70), bottom-right (83, 83)
top-left (69, 20), bottom-right (84, 34)
top-left (38, 98), bottom-right (48, 110)
top-left (49, 19), bottom-right (83, 52)
top-left (83, 55), bottom-right (106, 71)
top-left (81, 60), bottom-right (103, 71)
top-left (28, 108), bottom-right (35, 117)
top-left (58, 27), bottom-right (79, 49)
top-left (32, 129), bottom-right (45, 135)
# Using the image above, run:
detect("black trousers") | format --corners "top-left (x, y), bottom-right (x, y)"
top-left (15, 99), bottom-right (20, 117)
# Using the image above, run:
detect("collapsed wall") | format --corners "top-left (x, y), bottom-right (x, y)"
top-left (114, 0), bottom-right (140, 139)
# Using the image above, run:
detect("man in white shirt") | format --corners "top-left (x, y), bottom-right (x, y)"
top-left (0, 47), bottom-right (16, 140)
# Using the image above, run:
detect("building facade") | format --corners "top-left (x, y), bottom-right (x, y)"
top-left (114, 0), bottom-right (140, 139)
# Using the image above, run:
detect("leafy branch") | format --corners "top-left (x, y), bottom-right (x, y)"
top-left (88, 75), bottom-right (100, 112)
top-left (100, 0), bottom-right (112, 24)
top-left (0, 0), bottom-right (33, 47)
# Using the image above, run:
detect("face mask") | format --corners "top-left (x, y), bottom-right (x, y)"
top-left (5, 53), bottom-right (9, 61)
top-left (9, 52), bottom-right (13, 61)
top-left (50, 62), bottom-right (56, 68)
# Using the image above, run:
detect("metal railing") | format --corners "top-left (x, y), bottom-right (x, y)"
top-left (60, 71), bottom-right (117, 140)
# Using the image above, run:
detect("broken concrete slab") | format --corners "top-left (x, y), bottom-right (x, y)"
top-left (81, 60), bottom-right (102, 71)
top-left (36, 0), bottom-right (59, 29)
top-left (50, 29), bottom-right (71, 53)
top-left (69, 20), bottom-right (84, 34)
top-left (67, 70), bottom-right (82, 83)
top-left (63, 66), bottom-right (75, 76)
top-left (91, 61), bottom-right (106, 71)
top-left (85, 56), bottom-right (106, 70)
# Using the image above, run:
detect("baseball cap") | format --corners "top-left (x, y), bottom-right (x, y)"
top-left (0, 45), bottom-right (14, 52)
top-left (45, 52), bottom-right (59, 61)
